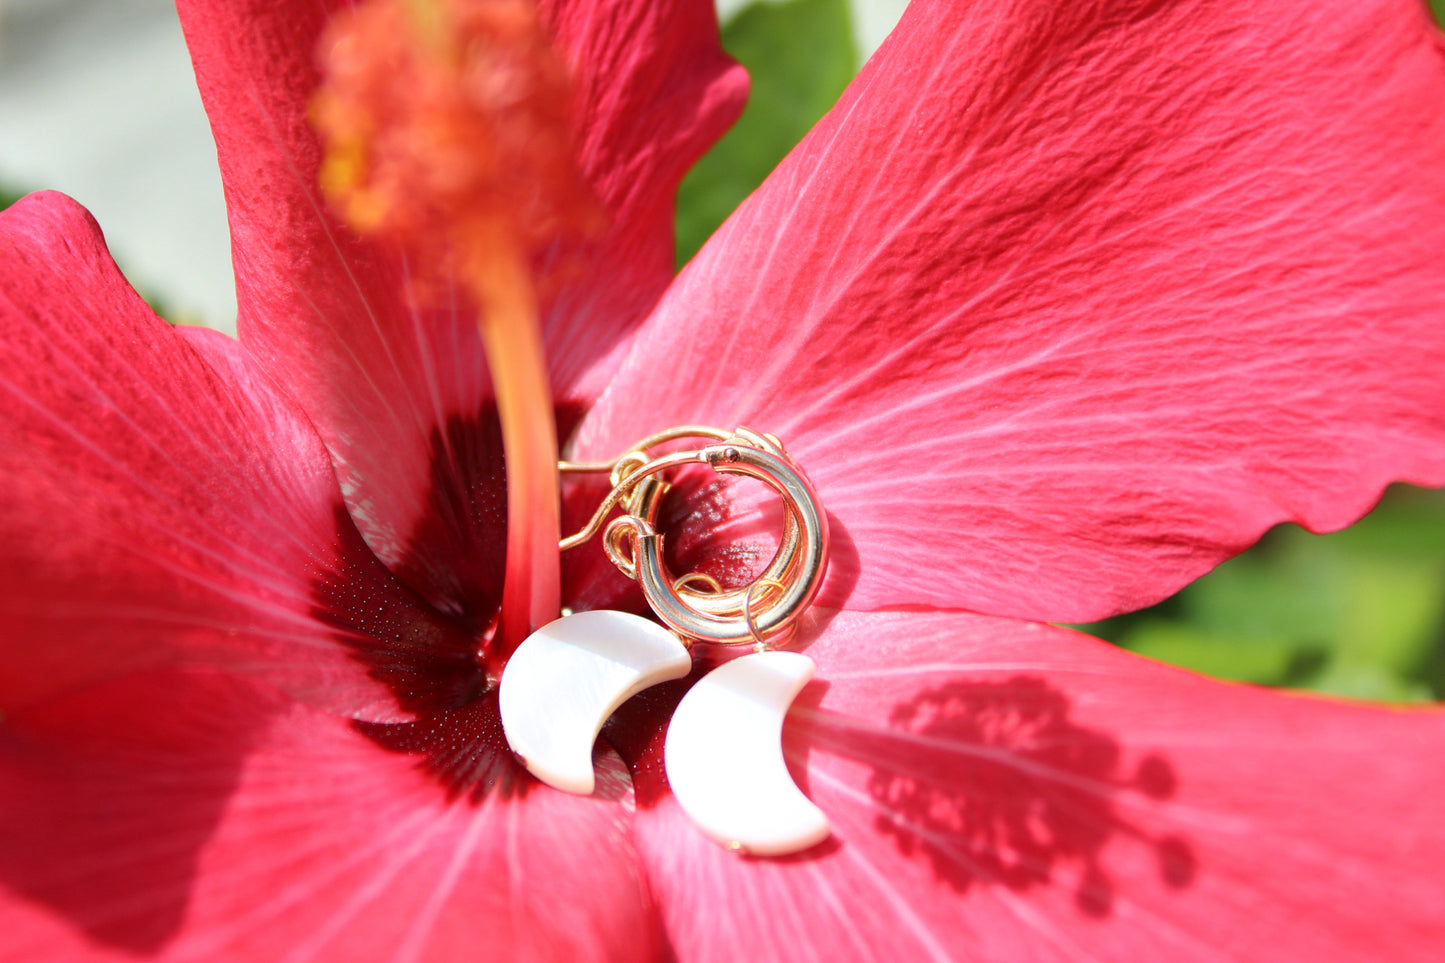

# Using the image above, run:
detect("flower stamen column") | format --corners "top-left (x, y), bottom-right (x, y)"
top-left (310, 0), bottom-right (599, 662)
top-left (463, 227), bottom-right (560, 655)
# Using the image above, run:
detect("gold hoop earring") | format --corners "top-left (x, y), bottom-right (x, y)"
top-left (560, 427), bottom-right (827, 648)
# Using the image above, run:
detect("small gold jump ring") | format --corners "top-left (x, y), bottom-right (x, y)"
top-left (742, 577), bottom-right (790, 650)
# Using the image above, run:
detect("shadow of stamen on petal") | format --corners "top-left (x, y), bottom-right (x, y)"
top-left (804, 676), bottom-right (1197, 917)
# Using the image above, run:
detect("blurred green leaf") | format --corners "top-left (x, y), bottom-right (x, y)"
top-left (674, 0), bottom-right (857, 267)
top-left (1433, 0), bottom-right (1445, 27)
top-left (1078, 486), bottom-right (1445, 703)
top-left (1117, 622), bottom-right (1323, 686)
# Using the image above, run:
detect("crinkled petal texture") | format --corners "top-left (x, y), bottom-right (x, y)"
top-left (617, 612), bottom-right (1445, 962)
top-left (578, 0), bottom-right (1445, 623)
top-left (0, 670), bottom-right (658, 962)
top-left (176, 0), bottom-right (745, 625)
top-left (0, 193), bottom-right (478, 722)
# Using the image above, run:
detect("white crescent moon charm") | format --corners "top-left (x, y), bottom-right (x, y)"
top-left (664, 651), bottom-right (829, 856)
top-left (500, 610), bottom-right (691, 794)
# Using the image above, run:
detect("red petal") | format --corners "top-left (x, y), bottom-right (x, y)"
top-left (176, 0), bottom-right (743, 619)
top-left (578, 0), bottom-right (1445, 622)
top-left (627, 612), bottom-right (1445, 961)
top-left (0, 671), bottom-right (659, 961)
top-left (0, 193), bottom-right (477, 720)
top-left (541, 0), bottom-right (748, 397)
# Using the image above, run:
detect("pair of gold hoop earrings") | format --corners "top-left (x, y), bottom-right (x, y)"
top-left (499, 426), bottom-right (832, 856)
top-left (558, 425), bottom-right (830, 649)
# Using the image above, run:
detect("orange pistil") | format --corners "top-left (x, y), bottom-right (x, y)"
top-left (311, 0), bottom-right (601, 658)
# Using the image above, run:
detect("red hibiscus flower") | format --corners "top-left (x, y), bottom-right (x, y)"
top-left (4, 0), bottom-right (1445, 959)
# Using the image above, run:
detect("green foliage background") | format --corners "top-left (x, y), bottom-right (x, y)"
top-left (1079, 487), bottom-right (1445, 702)
top-left (679, 0), bottom-right (1445, 704)
top-left (675, 0), bottom-right (858, 267)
